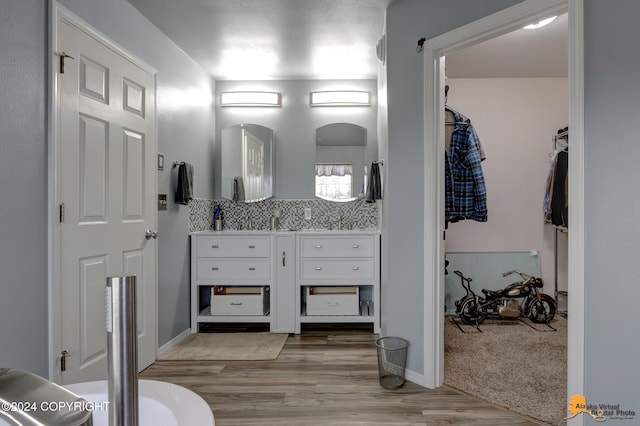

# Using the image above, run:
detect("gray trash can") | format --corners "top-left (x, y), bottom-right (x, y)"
top-left (375, 336), bottom-right (408, 389)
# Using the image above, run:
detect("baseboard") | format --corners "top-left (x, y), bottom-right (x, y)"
top-left (404, 367), bottom-right (426, 387)
top-left (156, 328), bottom-right (191, 357)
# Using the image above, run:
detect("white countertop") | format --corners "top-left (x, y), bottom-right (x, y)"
top-left (190, 229), bottom-right (380, 236)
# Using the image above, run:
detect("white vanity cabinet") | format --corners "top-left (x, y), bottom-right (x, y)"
top-left (191, 233), bottom-right (273, 332)
top-left (295, 233), bottom-right (380, 334)
top-left (190, 231), bottom-right (380, 334)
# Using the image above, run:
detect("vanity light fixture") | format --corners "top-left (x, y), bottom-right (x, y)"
top-left (220, 91), bottom-right (282, 107)
top-left (309, 91), bottom-right (371, 107)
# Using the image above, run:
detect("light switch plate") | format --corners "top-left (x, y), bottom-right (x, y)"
top-left (304, 208), bottom-right (312, 220)
top-left (157, 153), bottom-right (165, 171)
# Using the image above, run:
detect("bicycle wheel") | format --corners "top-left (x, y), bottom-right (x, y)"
top-left (459, 298), bottom-right (485, 325)
top-left (528, 294), bottom-right (556, 323)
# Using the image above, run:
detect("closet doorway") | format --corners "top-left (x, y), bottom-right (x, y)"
top-left (419, 0), bottom-right (585, 419)
top-left (439, 13), bottom-right (569, 424)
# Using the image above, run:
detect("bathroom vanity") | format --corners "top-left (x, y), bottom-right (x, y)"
top-left (190, 230), bottom-right (380, 334)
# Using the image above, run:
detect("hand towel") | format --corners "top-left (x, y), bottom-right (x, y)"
top-left (232, 176), bottom-right (245, 202)
top-left (365, 162), bottom-right (383, 203)
top-left (175, 162), bottom-right (194, 205)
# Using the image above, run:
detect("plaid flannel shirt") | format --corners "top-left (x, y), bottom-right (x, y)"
top-left (445, 109), bottom-right (487, 222)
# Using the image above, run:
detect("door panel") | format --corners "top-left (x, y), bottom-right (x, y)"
top-left (122, 129), bottom-right (145, 220)
top-left (79, 114), bottom-right (109, 222)
top-left (78, 255), bottom-right (108, 368)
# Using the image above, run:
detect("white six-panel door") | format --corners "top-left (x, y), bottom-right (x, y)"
top-left (56, 13), bottom-right (157, 384)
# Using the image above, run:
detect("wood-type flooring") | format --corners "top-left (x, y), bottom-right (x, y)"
top-left (140, 328), bottom-right (543, 425)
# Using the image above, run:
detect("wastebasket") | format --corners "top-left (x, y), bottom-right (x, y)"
top-left (375, 336), bottom-right (408, 389)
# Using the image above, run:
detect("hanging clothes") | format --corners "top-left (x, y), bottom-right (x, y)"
top-left (545, 148), bottom-right (568, 228)
top-left (445, 107), bottom-right (488, 223)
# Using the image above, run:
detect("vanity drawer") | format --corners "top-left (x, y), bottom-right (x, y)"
top-left (305, 286), bottom-right (359, 316)
top-left (197, 236), bottom-right (270, 258)
top-left (197, 259), bottom-right (270, 280)
top-left (301, 259), bottom-right (374, 280)
top-left (210, 286), bottom-right (270, 316)
top-left (300, 236), bottom-right (374, 258)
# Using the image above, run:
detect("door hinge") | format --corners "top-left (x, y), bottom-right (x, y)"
top-left (60, 350), bottom-right (69, 372)
top-left (59, 203), bottom-right (65, 223)
top-left (59, 51), bottom-right (74, 74)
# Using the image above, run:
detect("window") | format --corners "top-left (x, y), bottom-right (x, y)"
top-left (315, 164), bottom-right (353, 201)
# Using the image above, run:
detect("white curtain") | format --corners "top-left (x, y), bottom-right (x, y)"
top-left (315, 164), bottom-right (353, 177)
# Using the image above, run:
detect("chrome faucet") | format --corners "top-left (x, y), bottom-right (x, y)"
top-left (246, 216), bottom-right (253, 230)
top-left (337, 215), bottom-right (343, 230)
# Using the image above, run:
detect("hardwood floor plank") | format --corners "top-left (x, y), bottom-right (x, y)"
top-left (139, 330), bottom-right (545, 425)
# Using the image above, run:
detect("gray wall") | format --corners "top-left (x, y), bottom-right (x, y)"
top-left (215, 80), bottom-right (378, 199)
top-left (386, 0), bottom-right (640, 410)
top-left (583, 0), bottom-right (640, 413)
top-left (0, 0), bottom-right (49, 376)
top-left (57, 0), bottom-right (215, 347)
top-left (384, 0), bottom-right (524, 375)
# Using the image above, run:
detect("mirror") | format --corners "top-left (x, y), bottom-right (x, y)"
top-left (315, 123), bottom-right (367, 202)
top-left (221, 124), bottom-right (274, 203)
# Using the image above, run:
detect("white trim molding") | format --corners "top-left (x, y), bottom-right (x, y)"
top-left (566, 1), bottom-right (585, 425)
top-left (421, 2), bottom-right (583, 416)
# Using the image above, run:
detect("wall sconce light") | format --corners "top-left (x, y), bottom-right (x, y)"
top-left (309, 91), bottom-right (371, 107)
top-left (220, 91), bottom-right (282, 107)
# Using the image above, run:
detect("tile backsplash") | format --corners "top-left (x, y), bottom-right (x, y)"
top-left (189, 198), bottom-right (379, 232)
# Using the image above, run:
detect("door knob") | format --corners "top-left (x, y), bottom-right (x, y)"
top-left (145, 229), bottom-right (159, 240)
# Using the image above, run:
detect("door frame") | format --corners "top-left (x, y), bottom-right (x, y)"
top-left (48, 2), bottom-right (159, 382)
top-left (422, 0), bottom-right (584, 415)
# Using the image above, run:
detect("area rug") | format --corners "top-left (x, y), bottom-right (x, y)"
top-left (159, 332), bottom-right (288, 361)
top-left (444, 316), bottom-right (567, 425)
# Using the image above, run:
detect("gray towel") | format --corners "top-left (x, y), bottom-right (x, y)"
top-left (232, 176), bottom-right (245, 202)
top-left (365, 162), bottom-right (383, 203)
top-left (175, 162), bottom-right (194, 205)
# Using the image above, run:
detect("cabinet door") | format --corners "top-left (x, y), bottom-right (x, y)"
top-left (274, 235), bottom-right (295, 333)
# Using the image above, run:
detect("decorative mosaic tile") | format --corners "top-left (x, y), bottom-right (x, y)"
top-left (188, 198), bottom-right (379, 232)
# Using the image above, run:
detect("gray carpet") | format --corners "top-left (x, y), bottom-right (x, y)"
top-left (444, 316), bottom-right (567, 425)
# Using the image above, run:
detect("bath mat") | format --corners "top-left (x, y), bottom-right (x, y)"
top-left (159, 332), bottom-right (288, 361)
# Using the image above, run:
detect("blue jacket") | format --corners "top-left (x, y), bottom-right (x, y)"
top-left (445, 108), bottom-right (487, 222)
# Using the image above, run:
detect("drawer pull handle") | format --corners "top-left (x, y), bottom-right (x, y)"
top-left (248, 267), bottom-right (256, 271)
top-left (282, 251), bottom-right (286, 267)
top-left (315, 245), bottom-right (323, 248)
top-left (230, 302), bottom-right (243, 306)
top-left (211, 245), bottom-right (219, 249)
top-left (352, 244), bottom-right (360, 248)
top-left (352, 267), bottom-right (360, 271)
top-left (211, 267), bottom-right (219, 271)
top-left (315, 267), bottom-right (323, 271)
top-left (248, 245), bottom-right (256, 248)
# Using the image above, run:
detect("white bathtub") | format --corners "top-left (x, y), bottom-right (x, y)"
top-left (62, 379), bottom-right (214, 426)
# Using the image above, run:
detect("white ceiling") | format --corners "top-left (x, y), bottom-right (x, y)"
top-left (446, 13), bottom-right (568, 78)
top-left (126, 0), bottom-right (567, 80)
top-left (127, 0), bottom-right (392, 80)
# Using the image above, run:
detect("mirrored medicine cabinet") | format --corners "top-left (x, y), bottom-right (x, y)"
top-left (221, 124), bottom-right (274, 203)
